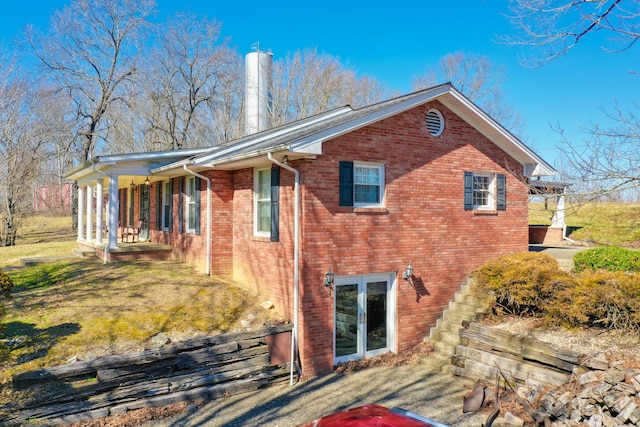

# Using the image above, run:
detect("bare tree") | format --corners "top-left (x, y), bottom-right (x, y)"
top-left (26, 0), bottom-right (155, 162)
top-left (142, 12), bottom-right (238, 150)
top-left (412, 51), bottom-right (524, 135)
top-left (0, 71), bottom-right (48, 246)
top-left (505, 0), bottom-right (640, 200)
top-left (503, 0), bottom-right (639, 67)
top-left (556, 102), bottom-right (640, 200)
top-left (270, 49), bottom-right (386, 127)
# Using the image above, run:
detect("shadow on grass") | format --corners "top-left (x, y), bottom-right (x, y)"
top-left (2, 321), bottom-right (81, 365)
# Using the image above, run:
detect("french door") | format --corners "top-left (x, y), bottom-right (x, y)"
top-left (334, 273), bottom-right (395, 364)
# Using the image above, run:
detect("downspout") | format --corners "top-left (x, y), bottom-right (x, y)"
top-left (91, 161), bottom-right (110, 264)
top-left (184, 165), bottom-right (212, 276)
top-left (267, 152), bottom-right (300, 386)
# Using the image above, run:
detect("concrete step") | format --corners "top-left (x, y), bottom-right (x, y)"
top-left (429, 329), bottom-right (461, 347)
top-left (447, 300), bottom-right (484, 316)
top-left (72, 248), bottom-right (95, 258)
top-left (430, 340), bottom-right (457, 357)
top-left (440, 310), bottom-right (477, 326)
top-left (434, 318), bottom-right (464, 334)
top-left (21, 256), bottom-right (74, 266)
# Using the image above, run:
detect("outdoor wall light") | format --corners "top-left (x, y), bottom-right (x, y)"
top-left (130, 180), bottom-right (135, 190)
top-left (144, 176), bottom-right (151, 186)
top-left (402, 262), bottom-right (414, 287)
top-left (324, 268), bottom-right (334, 295)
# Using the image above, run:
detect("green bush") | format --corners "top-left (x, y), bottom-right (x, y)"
top-left (0, 271), bottom-right (13, 298)
top-left (471, 252), bottom-right (571, 318)
top-left (574, 246), bottom-right (640, 273)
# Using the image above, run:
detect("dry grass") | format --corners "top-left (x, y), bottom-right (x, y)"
top-left (529, 202), bottom-right (640, 247)
top-left (1, 258), bottom-right (282, 381)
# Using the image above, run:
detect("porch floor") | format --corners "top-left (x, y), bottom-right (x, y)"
top-left (75, 240), bottom-right (173, 262)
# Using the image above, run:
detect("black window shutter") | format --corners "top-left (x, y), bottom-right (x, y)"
top-left (270, 166), bottom-right (280, 242)
top-left (464, 172), bottom-right (473, 210)
top-left (178, 177), bottom-right (184, 234)
top-left (168, 179), bottom-right (174, 232)
top-left (339, 161), bottom-right (354, 206)
top-left (156, 183), bottom-right (161, 230)
top-left (195, 177), bottom-right (201, 235)
top-left (497, 174), bottom-right (507, 211)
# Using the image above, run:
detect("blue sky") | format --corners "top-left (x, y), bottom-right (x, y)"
top-left (2, 1), bottom-right (637, 170)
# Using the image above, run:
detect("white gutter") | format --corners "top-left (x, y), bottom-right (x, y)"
top-left (267, 152), bottom-right (300, 386)
top-left (184, 165), bottom-right (212, 276)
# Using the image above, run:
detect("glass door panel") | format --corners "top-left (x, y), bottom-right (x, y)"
top-left (335, 283), bottom-right (359, 358)
top-left (366, 281), bottom-right (387, 352)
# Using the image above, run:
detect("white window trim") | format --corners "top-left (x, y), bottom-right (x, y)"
top-left (353, 162), bottom-right (385, 208)
top-left (472, 172), bottom-right (496, 210)
top-left (254, 167), bottom-right (271, 237)
top-left (185, 176), bottom-right (196, 234)
top-left (162, 180), bottom-right (171, 231)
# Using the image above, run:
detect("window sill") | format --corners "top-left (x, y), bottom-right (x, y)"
top-left (472, 210), bottom-right (498, 216)
top-left (354, 207), bottom-right (389, 215)
top-left (251, 235), bottom-right (272, 242)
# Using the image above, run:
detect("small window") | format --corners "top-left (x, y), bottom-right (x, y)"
top-left (186, 176), bottom-right (196, 233)
top-left (339, 162), bottom-right (385, 207)
top-left (464, 172), bottom-right (506, 211)
top-left (473, 173), bottom-right (494, 209)
top-left (255, 168), bottom-right (271, 235)
top-left (354, 163), bottom-right (384, 207)
top-left (425, 109), bottom-right (444, 137)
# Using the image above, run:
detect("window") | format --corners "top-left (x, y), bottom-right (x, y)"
top-left (255, 168), bottom-right (271, 236)
top-left (340, 161), bottom-right (385, 207)
top-left (464, 172), bottom-right (506, 211)
top-left (186, 176), bottom-right (197, 233)
top-left (162, 180), bottom-right (172, 230)
top-left (473, 173), bottom-right (493, 209)
top-left (254, 167), bottom-right (280, 240)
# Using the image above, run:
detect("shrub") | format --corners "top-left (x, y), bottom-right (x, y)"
top-left (0, 271), bottom-right (13, 298)
top-left (554, 270), bottom-right (640, 331)
top-left (574, 246), bottom-right (640, 273)
top-left (471, 252), bottom-right (571, 318)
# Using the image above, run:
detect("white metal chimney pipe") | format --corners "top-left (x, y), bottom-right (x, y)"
top-left (244, 49), bottom-right (273, 135)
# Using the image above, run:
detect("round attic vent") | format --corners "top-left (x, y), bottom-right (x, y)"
top-left (425, 109), bottom-right (444, 136)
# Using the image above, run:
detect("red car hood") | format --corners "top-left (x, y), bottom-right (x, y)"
top-left (299, 404), bottom-right (449, 427)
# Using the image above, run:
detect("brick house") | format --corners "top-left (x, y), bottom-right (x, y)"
top-left (65, 84), bottom-right (555, 376)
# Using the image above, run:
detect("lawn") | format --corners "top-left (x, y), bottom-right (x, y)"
top-left (529, 201), bottom-right (640, 247)
top-left (0, 216), bottom-right (283, 386)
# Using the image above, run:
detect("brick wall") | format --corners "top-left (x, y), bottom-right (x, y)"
top-left (232, 101), bottom-right (530, 376)
top-left (147, 172), bottom-right (234, 275)
top-left (135, 100), bottom-right (533, 377)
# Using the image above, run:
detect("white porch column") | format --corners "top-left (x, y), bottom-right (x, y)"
top-left (77, 183), bottom-right (85, 241)
top-left (552, 191), bottom-right (566, 228)
top-left (95, 179), bottom-right (104, 245)
top-left (108, 175), bottom-right (119, 249)
top-left (85, 183), bottom-right (93, 242)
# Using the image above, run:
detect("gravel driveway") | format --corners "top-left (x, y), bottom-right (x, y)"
top-left (141, 364), bottom-right (487, 427)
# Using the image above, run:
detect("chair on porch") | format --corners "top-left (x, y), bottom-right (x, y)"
top-left (121, 220), bottom-right (143, 243)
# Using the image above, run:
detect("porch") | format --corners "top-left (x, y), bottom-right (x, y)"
top-left (75, 240), bottom-right (173, 262)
